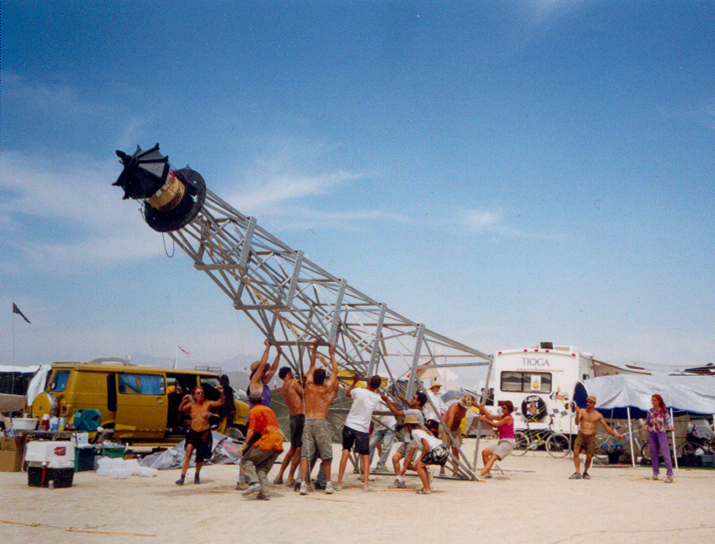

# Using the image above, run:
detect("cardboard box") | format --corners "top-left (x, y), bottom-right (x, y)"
top-left (0, 449), bottom-right (23, 472)
top-left (0, 436), bottom-right (27, 452)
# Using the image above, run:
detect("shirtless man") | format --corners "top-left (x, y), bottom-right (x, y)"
top-left (299, 339), bottom-right (339, 495)
top-left (570, 395), bottom-right (622, 480)
top-left (273, 366), bottom-right (304, 486)
top-left (175, 385), bottom-right (224, 485)
top-left (439, 395), bottom-right (478, 477)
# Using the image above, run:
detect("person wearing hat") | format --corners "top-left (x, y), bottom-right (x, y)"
top-left (571, 395), bottom-right (622, 480)
top-left (400, 414), bottom-right (449, 494)
top-left (380, 391), bottom-right (428, 488)
top-left (246, 340), bottom-right (283, 408)
top-left (423, 380), bottom-right (447, 435)
top-left (239, 389), bottom-right (284, 500)
top-left (438, 394), bottom-right (480, 477)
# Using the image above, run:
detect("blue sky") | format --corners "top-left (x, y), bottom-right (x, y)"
top-left (2, 1), bottom-right (714, 381)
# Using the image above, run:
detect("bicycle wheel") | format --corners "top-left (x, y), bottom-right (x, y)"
top-left (594, 435), bottom-right (609, 462)
top-left (512, 431), bottom-right (530, 456)
top-left (546, 433), bottom-right (570, 458)
top-left (640, 442), bottom-right (652, 462)
top-left (680, 442), bottom-right (697, 458)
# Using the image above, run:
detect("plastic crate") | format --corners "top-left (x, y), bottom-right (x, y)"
top-left (100, 446), bottom-right (126, 459)
top-left (74, 446), bottom-right (96, 472)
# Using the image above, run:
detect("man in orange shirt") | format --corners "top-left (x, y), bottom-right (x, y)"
top-left (239, 389), bottom-right (284, 500)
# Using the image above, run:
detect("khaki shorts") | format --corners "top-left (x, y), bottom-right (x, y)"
top-left (439, 428), bottom-right (463, 448)
top-left (492, 439), bottom-right (514, 460)
top-left (573, 432), bottom-right (596, 455)
top-left (301, 418), bottom-right (333, 461)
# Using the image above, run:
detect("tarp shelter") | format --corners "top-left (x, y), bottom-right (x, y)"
top-left (574, 374), bottom-right (715, 468)
top-left (574, 374), bottom-right (715, 418)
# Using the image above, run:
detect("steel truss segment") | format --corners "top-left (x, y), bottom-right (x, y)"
top-left (165, 187), bottom-right (491, 397)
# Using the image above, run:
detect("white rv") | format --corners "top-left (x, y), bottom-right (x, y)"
top-left (491, 343), bottom-right (638, 434)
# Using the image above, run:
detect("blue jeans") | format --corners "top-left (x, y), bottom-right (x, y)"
top-left (369, 428), bottom-right (395, 469)
top-left (649, 431), bottom-right (673, 476)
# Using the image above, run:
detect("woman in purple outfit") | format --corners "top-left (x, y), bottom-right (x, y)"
top-left (642, 394), bottom-right (675, 483)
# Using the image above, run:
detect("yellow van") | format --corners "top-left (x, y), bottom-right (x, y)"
top-left (28, 362), bottom-right (248, 443)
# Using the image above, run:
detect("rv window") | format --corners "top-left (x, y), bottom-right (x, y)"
top-left (500, 371), bottom-right (552, 393)
top-left (501, 372), bottom-right (523, 392)
top-left (49, 370), bottom-right (70, 392)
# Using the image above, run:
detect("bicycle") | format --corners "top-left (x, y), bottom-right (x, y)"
top-left (512, 416), bottom-right (571, 458)
top-left (594, 428), bottom-right (642, 462)
top-left (639, 423), bottom-right (715, 463)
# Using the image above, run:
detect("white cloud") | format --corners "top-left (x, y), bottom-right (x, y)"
top-left (1, 71), bottom-right (114, 116)
top-left (0, 150), bottom-right (165, 274)
top-left (465, 210), bottom-right (502, 232)
top-left (461, 207), bottom-right (560, 241)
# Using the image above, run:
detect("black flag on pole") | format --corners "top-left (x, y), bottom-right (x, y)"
top-left (12, 303), bottom-right (31, 323)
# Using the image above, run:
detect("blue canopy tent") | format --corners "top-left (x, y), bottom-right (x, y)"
top-left (574, 374), bottom-right (715, 468)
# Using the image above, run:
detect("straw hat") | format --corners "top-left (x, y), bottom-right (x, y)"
top-left (403, 414), bottom-right (420, 425)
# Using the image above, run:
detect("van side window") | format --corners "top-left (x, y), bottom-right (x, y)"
top-left (500, 371), bottom-right (552, 393)
top-left (118, 374), bottom-right (165, 395)
top-left (49, 370), bottom-right (70, 392)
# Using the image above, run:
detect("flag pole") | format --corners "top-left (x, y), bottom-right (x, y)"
top-left (173, 345), bottom-right (178, 369)
top-left (11, 309), bottom-right (16, 394)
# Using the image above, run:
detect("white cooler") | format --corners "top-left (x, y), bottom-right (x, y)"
top-left (25, 441), bottom-right (75, 468)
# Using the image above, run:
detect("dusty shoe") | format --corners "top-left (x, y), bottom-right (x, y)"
top-left (256, 491), bottom-right (270, 500)
top-left (582, 472), bottom-right (590, 480)
top-left (299, 482), bottom-right (308, 495)
top-left (652, 474), bottom-right (659, 481)
top-left (569, 472), bottom-right (582, 480)
top-left (374, 466), bottom-right (390, 473)
top-left (273, 476), bottom-right (283, 485)
top-left (325, 482), bottom-right (334, 495)
top-left (194, 475), bottom-right (201, 484)
top-left (241, 483), bottom-right (262, 496)
top-left (363, 486), bottom-right (376, 492)
top-left (175, 475), bottom-right (185, 486)
top-left (665, 475), bottom-right (674, 484)
top-left (389, 479), bottom-right (407, 489)
top-left (235, 481), bottom-right (248, 491)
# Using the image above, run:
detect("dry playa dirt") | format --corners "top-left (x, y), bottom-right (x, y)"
top-left (1, 439), bottom-right (714, 544)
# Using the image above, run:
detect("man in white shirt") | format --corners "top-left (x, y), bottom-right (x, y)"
top-left (336, 375), bottom-right (382, 491)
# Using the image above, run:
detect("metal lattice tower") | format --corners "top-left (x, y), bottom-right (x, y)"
top-left (114, 145), bottom-right (493, 478)
top-left (168, 189), bottom-right (491, 395)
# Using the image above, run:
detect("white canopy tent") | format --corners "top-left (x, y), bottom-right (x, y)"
top-left (575, 374), bottom-right (715, 468)
top-left (575, 374), bottom-right (715, 416)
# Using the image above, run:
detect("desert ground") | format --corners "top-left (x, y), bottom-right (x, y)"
top-left (1, 439), bottom-right (714, 544)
